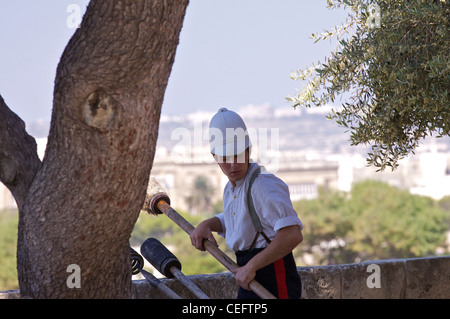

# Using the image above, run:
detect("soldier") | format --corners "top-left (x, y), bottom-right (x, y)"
top-left (190, 108), bottom-right (303, 299)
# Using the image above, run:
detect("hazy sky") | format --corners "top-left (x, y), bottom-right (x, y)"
top-left (0, 1), bottom-right (348, 123)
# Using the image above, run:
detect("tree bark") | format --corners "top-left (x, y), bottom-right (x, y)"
top-left (0, 96), bottom-right (41, 211)
top-left (9, 0), bottom-right (189, 298)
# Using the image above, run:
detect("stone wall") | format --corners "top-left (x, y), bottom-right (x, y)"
top-left (132, 256), bottom-right (450, 299)
top-left (2, 256), bottom-right (449, 299)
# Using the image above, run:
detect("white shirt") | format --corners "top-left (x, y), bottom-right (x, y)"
top-left (216, 163), bottom-right (303, 252)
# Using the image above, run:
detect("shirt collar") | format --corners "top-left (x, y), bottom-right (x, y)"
top-left (234, 162), bottom-right (259, 189)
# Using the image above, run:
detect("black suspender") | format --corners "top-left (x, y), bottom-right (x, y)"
top-left (247, 167), bottom-right (271, 249)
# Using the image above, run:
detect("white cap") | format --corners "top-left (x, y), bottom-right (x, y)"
top-left (209, 108), bottom-right (251, 156)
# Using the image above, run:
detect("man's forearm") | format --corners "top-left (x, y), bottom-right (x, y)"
top-left (246, 225), bottom-right (302, 272)
top-left (204, 216), bottom-right (223, 233)
top-left (232, 225), bottom-right (302, 290)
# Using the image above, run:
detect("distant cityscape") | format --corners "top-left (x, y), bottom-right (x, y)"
top-left (1, 104), bottom-right (450, 211)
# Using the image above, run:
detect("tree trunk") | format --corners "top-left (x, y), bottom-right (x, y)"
top-left (0, 96), bottom-right (41, 212)
top-left (3, 0), bottom-right (189, 298)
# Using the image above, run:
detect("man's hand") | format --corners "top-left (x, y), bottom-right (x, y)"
top-left (190, 218), bottom-right (220, 251)
top-left (231, 225), bottom-right (303, 290)
top-left (232, 264), bottom-right (256, 291)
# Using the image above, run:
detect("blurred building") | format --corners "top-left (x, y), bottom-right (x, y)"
top-left (150, 152), bottom-right (340, 212)
top-left (1, 117), bottom-right (450, 212)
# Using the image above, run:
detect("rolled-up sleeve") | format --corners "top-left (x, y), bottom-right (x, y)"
top-left (274, 215), bottom-right (303, 232)
top-left (215, 212), bottom-right (226, 238)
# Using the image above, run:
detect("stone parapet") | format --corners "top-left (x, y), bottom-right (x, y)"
top-left (300, 255), bottom-right (450, 299)
top-left (2, 256), bottom-right (449, 299)
top-left (132, 256), bottom-right (450, 299)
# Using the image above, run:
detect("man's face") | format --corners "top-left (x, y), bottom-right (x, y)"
top-left (213, 150), bottom-right (249, 186)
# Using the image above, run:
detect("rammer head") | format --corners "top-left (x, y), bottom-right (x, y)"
top-left (142, 177), bottom-right (171, 215)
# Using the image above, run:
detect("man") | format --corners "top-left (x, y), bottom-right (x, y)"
top-left (190, 108), bottom-right (303, 299)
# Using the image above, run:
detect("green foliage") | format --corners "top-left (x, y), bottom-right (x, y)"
top-left (347, 181), bottom-right (448, 258)
top-left (288, 0), bottom-right (450, 171)
top-left (0, 211), bottom-right (18, 290)
top-left (293, 181), bottom-right (449, 265)
top-left (293, 189), bottom-right (354, 264)
top-left (439, 195), bottom-right (450, 213)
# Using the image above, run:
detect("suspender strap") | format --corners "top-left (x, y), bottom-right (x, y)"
top-left (247, 167), bottom-right (271, 249)
top-left (248, 168), bottom-right (262, 232)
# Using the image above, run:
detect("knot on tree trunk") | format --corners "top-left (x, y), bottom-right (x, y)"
top-left (83, 89), bottom-right (118, 132)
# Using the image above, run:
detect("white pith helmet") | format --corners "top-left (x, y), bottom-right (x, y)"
top-left (209, 108), bottom-right (251, 157)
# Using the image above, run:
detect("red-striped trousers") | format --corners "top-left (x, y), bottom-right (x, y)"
top-left (235, 248), bottom-right (302, 299)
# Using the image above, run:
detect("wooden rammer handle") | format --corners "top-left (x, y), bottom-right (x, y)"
top-left (156, 200), bottom-right (276, 299)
